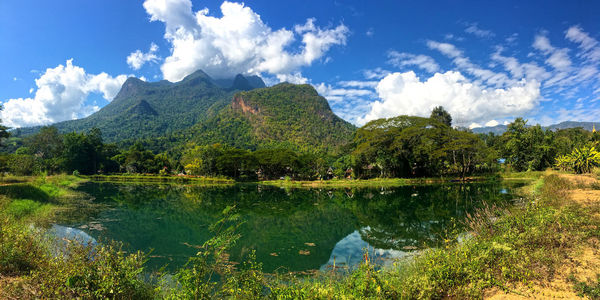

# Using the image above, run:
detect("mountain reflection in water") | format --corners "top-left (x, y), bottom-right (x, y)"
top-left (54, 181), bottom-right (524, 273)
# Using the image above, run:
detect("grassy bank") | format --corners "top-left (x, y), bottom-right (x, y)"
top-left (0, 175), bottom-right (155, 298)
top-left (84, 174), bottom-right (235, 185)
top-left (259, 171), bottom-right (542, 188)
top-left (1, 171), bottom-right (598, 298)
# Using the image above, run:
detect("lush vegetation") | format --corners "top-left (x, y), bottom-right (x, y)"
top-left (1, 126), bottom-right (171, 176)
top-left (4, 104), bottom-right (600, 184)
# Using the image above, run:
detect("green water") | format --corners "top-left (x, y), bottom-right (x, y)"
top-left (58, 181), bottom-right (524, 273)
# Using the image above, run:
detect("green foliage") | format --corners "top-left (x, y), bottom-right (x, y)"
top-left (29, 242), bottom-right (153, 299)
top-left (556, 143), bottom-right (600, 173)
top-left (570, 273), bottom-right (600, 299)
top-left (430, 106), bottom-right (452, 126)
top-left (351, 114), bottom-right (496, 179)
top-left (0, 217), bottom-right (46, 275)
top-left (5, 154), bottom-right (41, 175)
top-left (0, 104), bottom-right (10, 147)
top-left (185, 83), bottom-right (356, 155)
top-left (5, 199), bottom-right (48, 219)
top-left (113, 142), bottom-right (172, 174)
top-left (166, 206), bottom-right (265, 299)
top-left (494, 118), bottom-right (596, 172)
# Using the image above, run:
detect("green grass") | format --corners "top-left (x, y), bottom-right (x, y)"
top-left (5, 199), bottom-right (53, 220)
top-left (85, 174), bottom-right (235, 185)
top-left (570, 273), bottom-right (600, 299)
top-left (259, 175), bottom-right (504, 188)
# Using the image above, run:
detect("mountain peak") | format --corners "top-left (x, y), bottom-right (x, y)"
top-left (181, 69), bottom-right (212, 82)
top-left (114, 77), bottom-right (147, 99)
top-left (231, 74), bottom-right (254, 91)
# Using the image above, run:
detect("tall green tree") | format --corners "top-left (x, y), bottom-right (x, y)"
top-left (430, 106), bottom-right (452, 127)
top-left (0, 105), bottom-right (9, 147)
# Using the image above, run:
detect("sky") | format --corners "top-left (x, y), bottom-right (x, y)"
top-left (1, 0), bottom-right (599, 129)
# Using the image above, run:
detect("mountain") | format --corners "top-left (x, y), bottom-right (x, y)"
top-left (213, 74), bottom-right (266, 91)
top-left (184, 83), bottom-right (356, 154)
top-left (16, 70), bottom-right (354, 154)
top-left (472, 121), bottom-right (599, 135)
top-left (18, 71), bottom-right (266, 142)
top-left (471, 125), bottom-right (508, 135)
top-left (546, 121), bottom-right (598, 131)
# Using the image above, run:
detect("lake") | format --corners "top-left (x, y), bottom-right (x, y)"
top-left (56, 181), bottom-right (524, 273)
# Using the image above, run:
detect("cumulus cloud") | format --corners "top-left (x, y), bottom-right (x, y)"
top-left (359, 71), bottom-right (540, 126)
top-left (142, 0), bottom-right (348, 82)
top-left (1, 59), bottom-right (127, 128)
top-left (127, 43), bottom-right (160, 70)
top-left (387, 51), bottom-right (439, 73)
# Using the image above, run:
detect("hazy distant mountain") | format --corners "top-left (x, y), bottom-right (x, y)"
top-left (472, 121), bottom-right (599, 134)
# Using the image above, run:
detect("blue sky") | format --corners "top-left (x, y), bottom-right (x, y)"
top-left (1, 0), bottom-right (599, 128)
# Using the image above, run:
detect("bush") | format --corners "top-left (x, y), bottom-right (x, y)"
top-left (30, 242), bottom-right (153, 299)
top-left (556, 144), bottom-right (600, 174)
top-left (0, 217), bottom-right (46, 275)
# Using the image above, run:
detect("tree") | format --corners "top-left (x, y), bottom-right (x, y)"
top-left (430, 106), bottom-right (452, 127)
top-left (0, 105), bottom-right (9, 147)
top-left (499, 118), bottom-right (556, 172)
top-left (25, 126), bottom-right (64, 173)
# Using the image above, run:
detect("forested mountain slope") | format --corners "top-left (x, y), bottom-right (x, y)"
top-left (17, 70), bottom-right (265, 142)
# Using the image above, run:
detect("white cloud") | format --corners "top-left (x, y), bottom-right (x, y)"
top-left (276, 72), bottom-right (308, 84)
top-left (359, 71), bottom-right (540, 126)
top-left (387, 51), bottom-right (439, 73)
top-left (363, 67), bottom-right (390, 80)
top-left (366, 28), bottom-right (374, 37)
top-left (127, 43), bottom-right (160, 70)
top-left (464, 22), bottom-right (494, 38)
top-left (142, 0), bottom-right (348, 82)
top-left (426, 41), bottom-right (462, 58)
top-left (427, 40), bottom-right (512, 87)
top-left (485, 120), bottom-right (499, 127)
top-left (338, 80), bottom-right (378, 89)
top-left (315, 82), bottom-right (374, 124)
top-left (315, 82), bottom-right (376, 102)
top-left (533, 34), bottom-right (572, 71)
top-left (491, 47), bottom-right (551, 82)
top-left (1, 59), bottom-right (127, 128)
top-left (565, 26), bottom-right (600, 62)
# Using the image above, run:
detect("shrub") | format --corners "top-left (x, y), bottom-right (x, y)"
top-left (556, 144), bottom-right (600, 174)
top-left (0, 217), bottom-right (46, 275)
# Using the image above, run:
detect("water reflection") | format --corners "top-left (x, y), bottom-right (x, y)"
top-left (58, 181), bottom-right (524, 272)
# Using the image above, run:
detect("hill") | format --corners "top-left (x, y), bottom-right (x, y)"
top-left (182, 83), bottom-right (356, 154)
top-left (472, 121), bottom-right (599, 135)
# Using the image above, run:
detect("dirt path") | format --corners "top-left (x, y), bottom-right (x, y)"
top-left (485, 174), bottom-right (600, 299)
